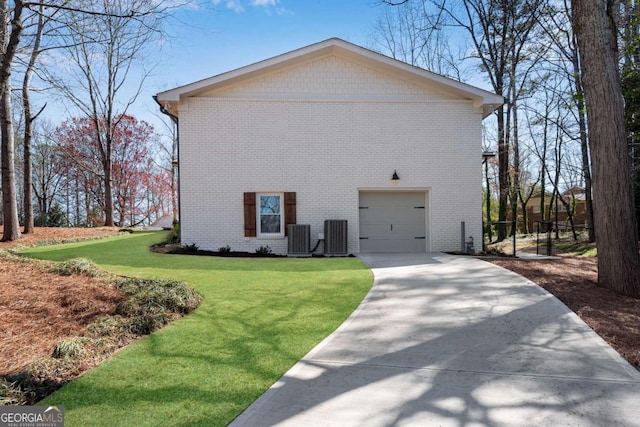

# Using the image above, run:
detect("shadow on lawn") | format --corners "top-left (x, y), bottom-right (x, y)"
top-left (31, 248), bottom-right (640, 426)
top-left (52, 297), bottom-right (640, 427)
top-left (225, 255), bottom-right (640, 426)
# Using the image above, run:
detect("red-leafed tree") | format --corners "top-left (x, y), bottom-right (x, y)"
top-left (55, 114), bottom-right (171, 226)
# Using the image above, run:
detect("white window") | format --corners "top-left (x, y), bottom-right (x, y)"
top-left (257, 193), bottom-right (284, 238)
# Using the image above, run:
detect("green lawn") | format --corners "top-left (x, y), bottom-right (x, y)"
top-left (23, 232), bottom-right (373, 426)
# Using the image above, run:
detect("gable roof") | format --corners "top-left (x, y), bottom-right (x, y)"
top-left (155, 38), bottom-right (504, 118)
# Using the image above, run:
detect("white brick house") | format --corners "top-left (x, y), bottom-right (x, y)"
top-left (155, 38), bottom-right (503, 255)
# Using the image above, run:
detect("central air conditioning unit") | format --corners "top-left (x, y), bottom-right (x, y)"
top-left (324, 220), bottom-right (348, 256)
top-left (288, 224), bottom-right (311, 257)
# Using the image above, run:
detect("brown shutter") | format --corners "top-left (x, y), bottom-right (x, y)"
top-left (244, 192), bottom-right (256, 237)
top-left (284, 192), bottom-right (296, 236)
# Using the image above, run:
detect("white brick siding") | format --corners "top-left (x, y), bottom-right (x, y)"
top-left (178, 54), bottom-right (483, 254)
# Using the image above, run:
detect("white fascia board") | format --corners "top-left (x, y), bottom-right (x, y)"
top-left (156, 40), bottom-right (338, 102)
top-left (156, 38), bottom-right (504, 117)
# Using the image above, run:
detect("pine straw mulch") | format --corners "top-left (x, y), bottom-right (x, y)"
top-left (1, 227), bottom-right (203, 405)
top-left (487, 255), bottom-right (640, 370)
top-left (1, 227), bottom-right (123, 376)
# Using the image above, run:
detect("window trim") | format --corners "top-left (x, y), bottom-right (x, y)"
top-left (256, 192), bottom-right (285, 238)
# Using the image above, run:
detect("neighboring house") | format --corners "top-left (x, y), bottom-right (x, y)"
top-left (150, 214), bottom-right (175, 230)
top-left (155, 38), bottom-right (503, 254)
top-left (525, 188), bottom-right (588, 231)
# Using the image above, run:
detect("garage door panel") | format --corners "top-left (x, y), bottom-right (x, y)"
top-left (360, 237), bottom-right (425, 252)
top-left (360, 208), bottom-right (425, 225)
top-left (360, 212), bottom-right (422, 225)
top-left (359, 191), bottom-right (427, 253)
top-left (359, 209), bottom-right (395, 224)
top-left (360, 193), bottom-right (425, 207)
top-left (391, 223), bottom-right (425, 237)
top-left (360, 224), bottom-right (393, 238)
top-left (360, 224), bottom-right (421, 239)
top-left (395, 210), bottom-right (426, 225)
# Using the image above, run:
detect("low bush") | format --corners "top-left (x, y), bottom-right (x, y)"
top-left (51, 258), bottom-right (101, 277)
top-left (181, 242), bottom-right (199, 253)
top-left (114, 277), bottom-right (202, 317)
top-left (128, 314), bottom-right (172, 335)
top-left (52, 338), bottom-right (86, 359)
top-left (0, 379), bottom-right (23, 406)
top-left (87, 317), bottom-right (128, 337)
top-left (218, 245), bottom-right (231, 255)
top-left (255, 245), bottom-right (272, 256)
top-left (170, 221), bottom-right (180, 244)
top-left (1, 255), bottom-right (202, 406)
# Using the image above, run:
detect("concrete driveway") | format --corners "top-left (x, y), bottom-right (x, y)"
top-left (230, 253), bottom-right (640, 426)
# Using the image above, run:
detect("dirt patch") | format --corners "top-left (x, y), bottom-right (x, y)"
top-left (487, 255), bottom-right (640, 370)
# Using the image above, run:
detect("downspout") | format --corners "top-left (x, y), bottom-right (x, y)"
top-left (153, 95), bottom-right (181, 242)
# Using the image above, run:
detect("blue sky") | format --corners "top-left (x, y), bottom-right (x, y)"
top-left (33, 1), bottom-right (389, 141)
top-left (148, 0), bottom-right (383, 102)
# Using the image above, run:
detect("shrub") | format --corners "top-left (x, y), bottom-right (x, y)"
top-left (51, 258), bottom-right (101, 277)
top-left (181, 242), bottom-right (199, 253)
top-left (255, 245), bottom-right (272, 256)
top-left (87, 317), bottom-right (129, 337)
top-left (114, 277), bottom-right (201, 316)
top-left (52, 338), bottom-right (85, 359)
top-left (170, 221), bottom-right (180, 244)
top-left (0, 379), bottom-right (23, 406)
top-left (128, 313), bottom-right (171, 335)
top-left (34, 204), bottom-right (66, 227)
top-left (218, 245), bottom-right (231, 255)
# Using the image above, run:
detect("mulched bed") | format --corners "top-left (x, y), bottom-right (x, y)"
top-left (1, 227), bottom-right (123, 376)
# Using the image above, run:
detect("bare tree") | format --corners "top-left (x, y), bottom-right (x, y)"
top-left (371, 0), bottom-right (464, 79)
top-left (152, 110), bottom-right (179, 223)
top-left (381, 0), bottom-right (545, 240)
top-left (1, 0), bottom-right (174, 240)
top-left (44, 0), bottom-right (166, 227)
top-left (31, 121), bottom-right (63, 224)
top-left (538, 0), bottom-right (595, 242)
top-left (572, 0), bottom-right (640, 297)
top-left (456, 0), bottom-right (544, 240)
top-left (0, 0), bottom-right (23, 241)
top-left (20, 2), bottom-right (51, 233)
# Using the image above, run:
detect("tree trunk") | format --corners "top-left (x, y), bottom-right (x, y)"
top-left (571, 34), bottom-right (596, 242)
top-left (0, 0), bottom-right (23, 241)
top-left (23, 133), bottom-right (33, 232)
top-left (484, 159), bottom-right (492, 243)
top-left (1, 80), bottom-right (21, 241)
top-left (21, 3), bottom-right (45, 234)
top-left (497, 104), bottom-right (509, 241)
top-left (22, 74), bottom-right (34, 233)
top-left (572, 0), bottom-right (640, 297)
top-left (103, 159), bottom-right (115, 226)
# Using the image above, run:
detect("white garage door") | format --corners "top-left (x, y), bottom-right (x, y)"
top-left (359, 191), bottom-right (427, 252)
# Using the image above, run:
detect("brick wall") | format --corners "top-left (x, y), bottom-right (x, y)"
top-left (178, 54), bottom-right (483, 254)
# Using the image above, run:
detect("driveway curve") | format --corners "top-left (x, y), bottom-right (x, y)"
top-left (231, 253), bottom-right (640, 426)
